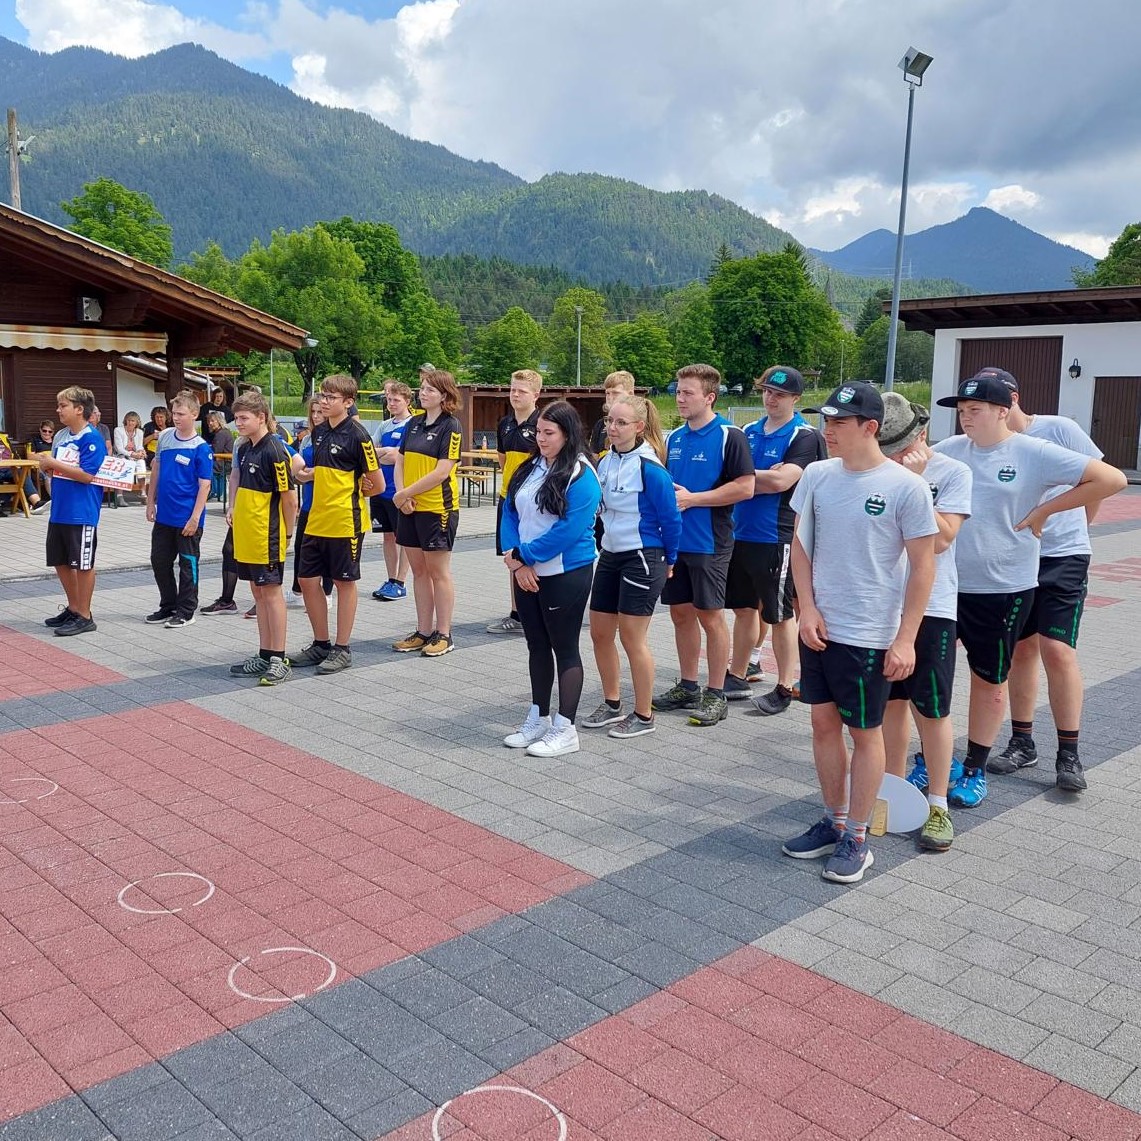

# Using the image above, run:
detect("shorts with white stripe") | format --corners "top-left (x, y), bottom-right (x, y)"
top-left (724, 540), bottom-right (794, 623)
top-left (590, 547), bottom-right (668, 617)
top-left (46, 522), bottom-right (98, 571)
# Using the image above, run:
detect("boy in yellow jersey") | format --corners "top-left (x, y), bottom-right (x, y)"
top-left (487, 369), bottom-right (542, 634)
top-left (290, 374), bottom-right (382, 673)
top-left (227, 391), bottom-right (298, 685)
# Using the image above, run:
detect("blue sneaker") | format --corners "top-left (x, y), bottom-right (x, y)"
top-left (906, 752), bottom-right (929, 792)
top-left (949, 757), bottom-right (965, 785)
top-left (949, 767), bottom-right (987, 808)
top-left (781, 816), bottom-right (841, 859)
top-left (372, 580), bottom-right (408, 601)
top-left (822, 833), bottom-right (874, 884)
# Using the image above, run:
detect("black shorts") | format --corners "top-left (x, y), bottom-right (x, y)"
top-left (397, 510), bottom-right (458, 552)
top-left (660, 549), bottom-right (731, 611)
top-left (495, 497), bottom-right (507, 556)
top-left (799, 641), bottom-right (892, 730)
top-left (888, 616), bottom-right (957, 719)
top-left (1019, 555), bottom-right (1089, 648)
top-left (590, 548), bottom-right (668, 617)
top-left (371, 495), bottom-right (399, 534)
top-left (298, 533), bottom-right (364, 582)
top-left (724, 540), bottom-right (795, 623)
top-left (957, 590), bottom-right (1034, 684)
top-left (236, 562), bottom-right (285, 586)
top-left (46, 523), bottom-right (97, 570)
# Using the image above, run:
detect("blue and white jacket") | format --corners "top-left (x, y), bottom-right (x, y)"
top-left (500, 454), bottom-right (602, 576)
top-left (597, 442), bottom-right (682, 564)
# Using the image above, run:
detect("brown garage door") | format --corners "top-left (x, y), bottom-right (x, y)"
top-left (958, 336), bottom-right (1062, 415)
top-left (1091, 376), bottom-right (1141, 469)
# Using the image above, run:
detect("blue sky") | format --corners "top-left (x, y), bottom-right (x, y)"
top-left (4, 0), bottom-right (1138, 256)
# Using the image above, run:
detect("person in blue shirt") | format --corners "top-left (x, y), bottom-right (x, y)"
top-left (36, 386), bottom-right (107, 636)
top-left (584, 394), bottom-right (681, 739)
top-left (500, 400), bottom-right (602, 760)
top-left (145, 392), bottom-right (213, 629)
top-left (652, 364), bottom-right (754, 728)
top-left (724, 366), bottom-right (825, 714)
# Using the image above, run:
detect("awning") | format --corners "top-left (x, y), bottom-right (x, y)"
top-left (0, 324), bottom-right (168, 353)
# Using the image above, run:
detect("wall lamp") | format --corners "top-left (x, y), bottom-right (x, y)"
top-left (1068, 358), bottom-right (1082, 379)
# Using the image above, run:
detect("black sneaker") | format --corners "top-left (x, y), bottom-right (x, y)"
top-left (751, 685), bottom-right (793, 716)
top-left (44, 607), bottom-right (76, 628)
top-left (987, 736), bottom-right (1038, 774)
top-left (200, 599), bottom-right (238, 616)
top-left (723, 674), bottom-right (751, 702)
top-left (164, 615), bottom-right (195, 629)
top-left (688, 689), bottom-right (728, 727)
top-left (145, 610), bottom-right (174, 624)
top-left (1055, 752), bottom-right (1087, 792)
top-left (290, 641), bottom-right (332, 667)
top-left (55, 614), bottom-right (96, 637)
top-left (652, 681), bottom-right (700, 712)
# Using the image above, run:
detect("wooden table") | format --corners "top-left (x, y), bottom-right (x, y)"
top-left (459, 450), bottom-right (501, 503)
top-left (0, 458), bottom-right (41, 518)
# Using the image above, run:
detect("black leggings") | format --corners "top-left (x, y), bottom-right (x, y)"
top-left (220, 526), bottom-right (238, 604)
top-left (514, 563), bottom-right (593, 721)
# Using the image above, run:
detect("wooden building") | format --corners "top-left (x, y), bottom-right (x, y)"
top-left (0, 203), bottom-right (305, 444)
top-left (894, 287), bottom-right (1141, 470)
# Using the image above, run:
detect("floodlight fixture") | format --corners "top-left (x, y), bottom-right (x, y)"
top-left (899, 47), bottom-right (934, 86)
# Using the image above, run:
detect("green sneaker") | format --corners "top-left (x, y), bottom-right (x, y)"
top-left (258, 656), bottom-right (292, 686)
top-left (918, 805), bottom-right (954, 852)
top-left (688, 689), bottom-right (728, 727)
top-left (652, 681), bottom-right (700, 712)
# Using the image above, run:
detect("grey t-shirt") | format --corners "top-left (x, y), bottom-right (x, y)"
top-left (1022, 415), bottom-right (1102, 558)
top-left (791, 458), bottom-right (938, 649)
top-left (916, 451), bottom-right (973, 620)
top-left (932, 432), bottom-right (1091, 593)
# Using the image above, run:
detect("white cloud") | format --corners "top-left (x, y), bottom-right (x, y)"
top-left (1046, 232), bottom-right (1111, 258)
top-left (983, 184), bottom-right (1042, 213)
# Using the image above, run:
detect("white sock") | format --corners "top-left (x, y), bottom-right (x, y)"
top-left (749, 647), bottom-right (762, 665)
top-left (928, 794), bottom-right (949, 810)
top-left (552, 712), bottom-right (573, 730)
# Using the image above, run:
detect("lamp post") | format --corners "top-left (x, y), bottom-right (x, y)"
top-left (574, 306), bottom-right (583, 386)
top-left (884, 47), bottom-right (933, 392)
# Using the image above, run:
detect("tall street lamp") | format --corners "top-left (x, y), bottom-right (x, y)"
top-left (574, 306), bottom-right (583, 386)
top-left (884, 46), bottom-right (933, 392)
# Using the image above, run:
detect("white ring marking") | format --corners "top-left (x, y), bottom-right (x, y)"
top-left (226, 946), bottom-right (337, 1003)
top-left (432, 1085), bottom-right (567, 1141)
top-left (117, 871), bottom-right (216, 915)
top-left (0, 777), bottom-right (59, 805)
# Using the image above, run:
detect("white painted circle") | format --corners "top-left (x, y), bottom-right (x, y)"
top-left (431, 1085), bottom-right (567, 1141)
top-left (117, 871), bottom-right (216, 915)
top-left (0, 777), bottom-right (59, 805)
top-left (227, 946), bottom-right (337, 1003)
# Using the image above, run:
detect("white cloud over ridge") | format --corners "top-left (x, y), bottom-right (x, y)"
top-left (13, 0), bottom-right (1139, 254)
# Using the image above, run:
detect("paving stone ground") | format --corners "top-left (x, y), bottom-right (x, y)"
top-left (0, 489), bottom-right (1139, 1140)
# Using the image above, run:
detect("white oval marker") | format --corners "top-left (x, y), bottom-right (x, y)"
top-left (0, 777), bottom-right (59, 804)
top-left (227, 946), bottom-right (338, 1003)
top-left (117, 871), bottom-right (216, 915)
top-left (432, 1085), bottom-right (567, 1141)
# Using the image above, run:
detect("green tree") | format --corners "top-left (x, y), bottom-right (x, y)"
top-left (319, 217), bottom-right (421, 311)
top-left (1073, 222), bottom-right (1141, 286)
top-left (469, 307), bottom-right (546, 382)
top-left (855, 286), bottom-right (893, 336)
top-left (858, 316), bottom-right (933, 383)
top-left (61, 177), bottom-right (174, 268)
top-left (708, 249), bottom-right (838, 384)
top-left (609, 313), bottom-right (675, 390)
top-left (177, 241), bottom-right (240, 296)
top-left (546, 288), bottom-right (611, 386)
top-left (661, 282), bottom-right (717, 370)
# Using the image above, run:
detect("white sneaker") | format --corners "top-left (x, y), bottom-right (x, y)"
top-left (526, 718), bottom-right (580, 758)
top-left (286, 591), bottom-right (305, 608)
top-left (504, 705), bottom-right (550, 749)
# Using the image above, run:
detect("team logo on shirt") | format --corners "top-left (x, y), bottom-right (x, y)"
top-left (864, 493), bottom-right (887, 516)
top-left (836, 387), bottom-right (857, 404)
top-left (690, 451), bottom-right (707, 462)
top-left (997, 465), bottom-right (1017, 483)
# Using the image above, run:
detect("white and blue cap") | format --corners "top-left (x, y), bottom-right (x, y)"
top-left (805, 381), bottom-right (885, 423)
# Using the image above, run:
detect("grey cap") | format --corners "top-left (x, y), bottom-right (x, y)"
top-left (418, 362), bottom-right (436, 372)
top-left (878, 391), bottom-right (930, 456)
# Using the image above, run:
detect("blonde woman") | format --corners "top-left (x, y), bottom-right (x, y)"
top-left (584, 394), bottom-right (681, 738)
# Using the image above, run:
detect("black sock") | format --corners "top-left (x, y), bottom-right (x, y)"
top-left (706, 687), bottom-right (724, 699)
top-left (334, 643), bottom-right (349, 651)
top-left (636, 712), bottom-right (653, 723)
top-left (258, 648), bottom-right (272, 662)
top-left (604, 698), bottom-right (620, 710)
top-left (314, 639), bottom-right (332, 650)
top-left (680, 679), bottom-right (699, 692)
top-left (1058, 729), bottom-right (1079, 757)
top-left (965, 740), bottom-right (991, 772)
top-left (509, 610), bottom-right (520, 621)
top-left (393, 579), bottom-right (404, 587)
top-left (1012, 719), bottom-right (1034, 741)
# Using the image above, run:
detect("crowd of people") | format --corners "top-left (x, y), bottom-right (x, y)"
top-left (31, 359), bottom-right (1127, 887)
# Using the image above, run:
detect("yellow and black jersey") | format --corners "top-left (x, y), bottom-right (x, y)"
top-left (306, 418), bottom-right (379, 539)
top-left (496, 410), bottom-right (538, 499)
top-left (233, 433), bottom-right (295, 565)
top-left (400, 413), bottom-right (462, 516)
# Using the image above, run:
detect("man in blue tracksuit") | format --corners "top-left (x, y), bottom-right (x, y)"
top-left (725, 366), bottom-right (825, 714)
top-left (653, 363), bottom-right (754, 727)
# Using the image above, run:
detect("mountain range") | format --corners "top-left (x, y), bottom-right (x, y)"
top-left (0, 36), bottom-right (1098, 295)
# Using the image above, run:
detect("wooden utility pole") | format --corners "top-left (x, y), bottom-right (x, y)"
top-left (7, 108), bottom-right (21, 210)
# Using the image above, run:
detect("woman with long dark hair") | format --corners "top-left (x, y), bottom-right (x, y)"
top-left (500, 400), bottom-right (602, 758)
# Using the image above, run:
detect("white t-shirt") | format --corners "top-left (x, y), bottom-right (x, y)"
top-left (915, 451), bottom-right (973, 620)
top-left (1022, 415), bottom-right (1102, 559)
top-left (791, 458), bottom-right (938, 649)
top-left (932, 432), bottom-right (1091, 593)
